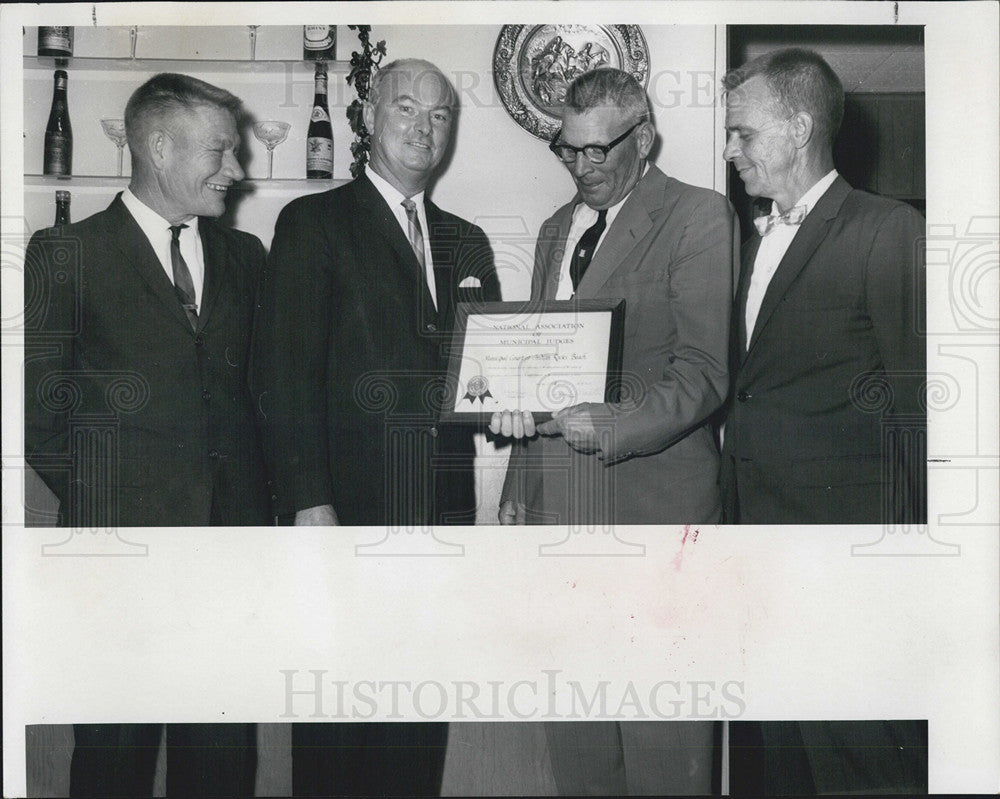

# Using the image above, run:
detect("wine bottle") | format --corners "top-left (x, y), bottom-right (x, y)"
top-left (38, 26), bottom-right (74, 58)
top-left (54, 190), bottom-right (71, 226)
top-left (306, 63), bottom-right (334, 179)
top-left (43, 69), bottom-right (72, 176)
top-left (303, 26), bottom-right (336, 61)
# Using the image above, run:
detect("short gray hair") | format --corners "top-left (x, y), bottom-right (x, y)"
top-left (125, 72), bottom-right (241, 157)
top-left (722, 48), bottom-right (844, 146)
top-left (369, 59), bottom-right (458, 110)
top-left (563, 67), bottom-right (651, 125)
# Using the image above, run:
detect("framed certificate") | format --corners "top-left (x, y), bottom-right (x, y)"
top-left (441, 299), bottom-right (625, 423)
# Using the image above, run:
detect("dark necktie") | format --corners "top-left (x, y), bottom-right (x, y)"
top-left (169, 224), bottom-right (199, 330)
top-left (570, 208), bottom-right (607, 292)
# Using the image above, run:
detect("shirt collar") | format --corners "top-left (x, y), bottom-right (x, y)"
top-left (770, 169), bottom-right (839, 218)
top-left (121, 187), bottom-right (200, 240)
top-left (366, 167), bottom-right (426, 210)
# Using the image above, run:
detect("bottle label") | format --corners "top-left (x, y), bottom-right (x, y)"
top-left (304, 26), bottom-right (334, 49)
top-left (310, 106), bottom-right (330, 123)
top-left (40, 27), bottom-right (73, 51)
top-left (307, 138), bottom-right (334, 173)
top-left (44, 133), bottom-right (71, 174)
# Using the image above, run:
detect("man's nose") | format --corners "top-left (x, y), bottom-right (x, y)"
top-left (722, 134), bottom-right (739, 162)
top-left (570, 151), bottom-right (593, 178)
top-left (223, 150), bottom-right (245, 181)
top-left (414, 111), bottom-right (431, 135)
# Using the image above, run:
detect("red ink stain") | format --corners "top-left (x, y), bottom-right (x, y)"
top-left (672, 525), bottom-right (690, 571)
top-left (571, 581), bottom-right (577, 589)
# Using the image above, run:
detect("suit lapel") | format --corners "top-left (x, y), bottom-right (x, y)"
top-left (575, 166), bottom-right (664, 298)
top-left (106, 196), bottom-right (195, 333)
top-left (735, 236), bottom-right (762, 361)
top-left (746, 176), bottom-right (851, 354)
top-left (354, 172), bottom-right (429, 289)
top-left (198, 219), bottom-right (226, 330)
top-left (425, 201), bottom-right (452, 324)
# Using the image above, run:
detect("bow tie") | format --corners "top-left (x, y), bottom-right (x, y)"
top-left (754, 205), bottom-right (807, 236)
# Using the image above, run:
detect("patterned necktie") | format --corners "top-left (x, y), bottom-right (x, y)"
top-left (169, 224), bottom-right (198, 330)
top-left (570, 209), bottom-right (607, 292)
top-left (753, 204), bottom-right (807, 236)
top-left (401, 198), bottom-right (426, 270)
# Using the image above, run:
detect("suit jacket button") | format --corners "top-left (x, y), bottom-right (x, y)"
top-left (208, 449), bottom-right (219, 459)
top-left (426, 323), bottom-right (437, 332)
top-left (201, 389), bottom-right (211, 401)
top-left (737, 390), bottom-right (751, 402)
top-left (194, 335), bottom-right (205, 347)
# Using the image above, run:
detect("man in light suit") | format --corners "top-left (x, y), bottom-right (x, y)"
top-left (258, 59), bottom-right (499, 796)
top-left (721, 48), bottom-right (927, 795)
top-left (491, 68), bottom-right (737, 795)
top-left (24, 73), bottom-right (264, 796)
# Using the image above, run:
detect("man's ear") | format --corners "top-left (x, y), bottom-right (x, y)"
top-left (146, 128), bottom-right (170, 172)
top-left (788, 111), bottom-right (816, 149)
top-left (636, 120), bottom-right (656, 160)
top-left (362, 101), bottom-right (375, 134)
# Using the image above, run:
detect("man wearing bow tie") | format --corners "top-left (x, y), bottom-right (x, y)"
top-left (720, 48), bottom-right (926, 525)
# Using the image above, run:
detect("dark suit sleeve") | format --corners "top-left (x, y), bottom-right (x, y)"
top-left (604, 191), bottom-right (738, 462)
top-left (865, 204), bottom-right (925, 405)
top-left (864, 203), bottom-right (926, 523)
top-left (23, 227), bottom-right (78, 510)
top-left (259, 199), bottom-right (335, 515)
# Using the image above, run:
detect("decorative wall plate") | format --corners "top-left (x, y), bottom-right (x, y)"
top-left (493, 24), bottom-right (650, 141)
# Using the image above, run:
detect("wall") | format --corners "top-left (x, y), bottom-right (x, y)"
top-left (24, 23), bottom-right (723, 301)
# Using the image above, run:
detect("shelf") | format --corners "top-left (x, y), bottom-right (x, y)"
top-left (25, 175), bottom-right (350, 191)
top-left (25, 56), bottom-right (351, 74)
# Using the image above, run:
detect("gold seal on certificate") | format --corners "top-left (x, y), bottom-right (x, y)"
top-left (463, 375), bottom-right (493, 404)
top-left (442, 300), bottom-right (625, 422)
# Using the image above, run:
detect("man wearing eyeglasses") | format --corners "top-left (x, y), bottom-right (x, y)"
top-left (491, 68), bottom-right (738, 794)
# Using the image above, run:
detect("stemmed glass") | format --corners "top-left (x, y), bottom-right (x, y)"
top-left (100, 118), bottom-right (127, 177)
top-left (252, 120), bottom-right (290, 180)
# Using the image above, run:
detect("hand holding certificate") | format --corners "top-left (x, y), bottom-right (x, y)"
top-left (441, 300), bottom-right (625, 424)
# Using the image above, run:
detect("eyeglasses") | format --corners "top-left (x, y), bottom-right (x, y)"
top-left (548, 121), bottom-right (643, 164)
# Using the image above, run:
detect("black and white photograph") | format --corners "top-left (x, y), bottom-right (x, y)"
top-left (2, 2), bottom-right (997, 797)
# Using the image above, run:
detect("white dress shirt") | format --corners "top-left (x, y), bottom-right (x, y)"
top-left (121, 188), bottom-right (205, 311)
top-left (554, 164), bottom-right (649, 301)
top-left (367, 168), bottom-right (437, 309)
top-left (744, 169), bottom-right (839, 345)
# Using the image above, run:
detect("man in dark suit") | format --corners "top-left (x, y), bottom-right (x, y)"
top-left (24, 73), bottom-right (264, 797)
top-left (720, 48), bottom-right (927, 795)
top-left (490, 68), bottom-right (736, 795)
top-left (720, 47), bottom-right (926, 525)
top-left (258, 59), bottom-right (499, 796)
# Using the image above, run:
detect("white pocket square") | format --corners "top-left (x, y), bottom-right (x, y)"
top-left (458, 276), bottom-right (482, 288)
